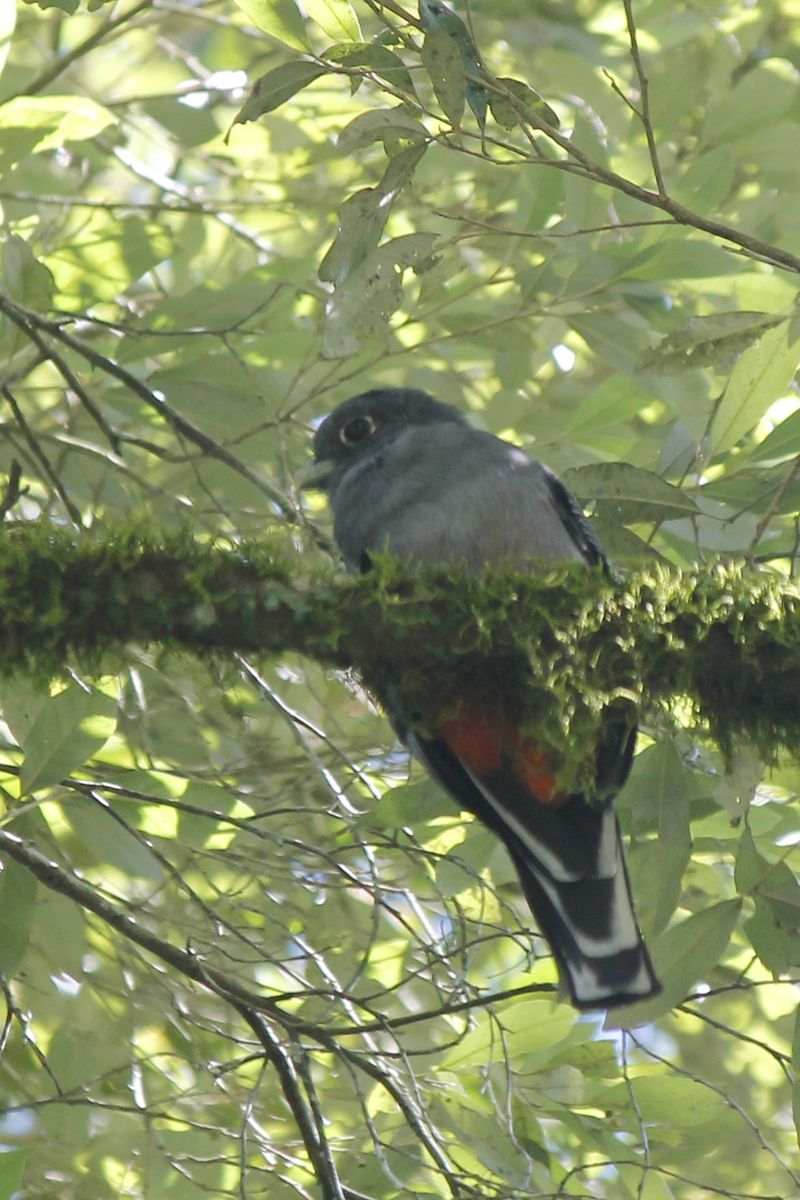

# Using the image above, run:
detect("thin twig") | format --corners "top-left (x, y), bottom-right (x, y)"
top-left (745, 454), bottom-right (800, 563)
top-left (677, 1003), bottom-right (792, 1077)
top-left (1, 386), bottom-right (83, 526)
top-left (627, 1027), bottom-right (800, 1189)
top-left (10, 317), bottom-right (122, 454)
top-left (622, 0), bottom-right (666, 195)
top-left (0, 459), bottom-right (26, 520)
top-left (288, 1030), bottom-right (347, 1200)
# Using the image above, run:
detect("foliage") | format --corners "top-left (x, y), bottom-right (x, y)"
top-left (0, 2), bottom-right (800, 1199)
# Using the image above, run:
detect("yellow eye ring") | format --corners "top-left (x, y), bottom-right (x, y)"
top-left (340, 415), bottom-right (376, 446)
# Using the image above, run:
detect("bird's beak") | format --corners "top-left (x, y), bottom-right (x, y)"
top-left (295, 459), bottom-right (335, 491)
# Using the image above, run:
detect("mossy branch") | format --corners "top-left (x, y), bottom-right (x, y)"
top-left (1, 522), bottom-right (799, 769)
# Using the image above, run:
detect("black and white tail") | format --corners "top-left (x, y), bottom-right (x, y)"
top-left (504, 808), bottom-right (659, 1009)
top-left (411, 732), bottom-right (661, 1010)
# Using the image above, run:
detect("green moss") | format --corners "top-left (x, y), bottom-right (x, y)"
top-left (0, 523), bottom-right (797, 778)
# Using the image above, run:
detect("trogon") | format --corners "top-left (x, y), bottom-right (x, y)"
top-left (305, 386), bottom-right (660, 1010)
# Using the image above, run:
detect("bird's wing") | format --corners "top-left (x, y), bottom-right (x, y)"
top-left (542, 467), bottom-right (609, 571)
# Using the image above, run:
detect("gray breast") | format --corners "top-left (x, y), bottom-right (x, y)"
top-left (330, 424), bottom-right (586, 572)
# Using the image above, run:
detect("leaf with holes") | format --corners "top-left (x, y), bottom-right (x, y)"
top-left (322, 233), bottom-right (438, 357)
top-left (563, 462), bottom-right (699, 524)
top-left (640, 311), bottom-right (786, 374)
top-left (422, 29), bottom-right (466, 127)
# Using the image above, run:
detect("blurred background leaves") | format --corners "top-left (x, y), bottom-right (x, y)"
top-left (0, 1), bottom-right (799, 1197)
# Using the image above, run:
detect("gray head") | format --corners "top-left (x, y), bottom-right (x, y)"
top-left (309, 387), bottom-right (465, 492)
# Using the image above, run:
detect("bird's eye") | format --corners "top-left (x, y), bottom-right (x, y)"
top-left (340, 415), bottom-right (376, 446)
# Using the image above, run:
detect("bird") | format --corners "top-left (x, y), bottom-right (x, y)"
top-left (305, 386), bottom-right (660, 1010)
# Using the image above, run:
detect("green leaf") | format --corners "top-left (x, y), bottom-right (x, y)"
top-left (1, 235), bottom-right (55, 354)
top-left (745, 897), bottom-right (800, 975)
top-left (624, 741), bottom-right (693, 837)
top-left (610, 900), bottom-right (741, 1027)
top-left (736, 828), bottom-right (800, 973)
top-left (358, 779), bottom-right (451, 830)
top-left (442, 999), bottom-right (573, 1069)
top-left (303, 0), bottom-right (360, 42)
top-left (0, 94), bottom-right (114, 148)
top-left (672, 146), bottom-right (736, 213)
top-left (318, 188), bottom-right (390, 285)
top-left (18, 684), bottom-right (117, 795)
top-left (562, 462), bottom-right (699, 523)
top-left (0, 1151), bottom-right (28, 1200)
top-left (0, 93), bottom-right (114, 169)
top-left (319, 144), bottom-right (426, 285)
top-left (588, 514), bottom-right (668, 563)
top-left (422, 29), bottom-right (466, 127)
top-left (637, 1173), bottom-right (677, 1200)
top-left (710, 318), bottom-right (800, 455)
top-left (34, 891), bottom-right (85, 979)
top-left (435, 847), bottom-right (482, 898)
top-left (622, 742), bottom-right (692, 934)
top-left (568, 311), bottom-right (650, 372)
top-left (325, 43), bottom-right (417, 97)
top-left (620, 238), bottom-right (739, 282)
top-left (322, 232), bottom-right (437, 357)
top-left (322, 248), bottom-right (404, 357)
top-left (419, 0), bottom-right (474, 46)
top-left (628, 839), bottom-right (691, 939)
top-left (564, 374), bottom-right (652, 437)
top-left (230, 0), bottom-right (308, 50)
top-left (656, 900), bottom-right (742, 988)
top-left (375, 139), bottom-right (428, 194)
top-left (489, 77), bottom-right (559, 131)
top-left (605, 1075), bottom-right (729, 1127)
top-left (0, 0), bottom-right (16, 82)
top-left (0, 857), bottom-right (37, 978)
top-left (419, 0), bottom-right (483, 128)
top-left (0, 679), bottom-right (49, 743)
top-left (336, 106), bottom-right (427, 152)
top-left (1, 234), bottom-right (54, 310)
top-left (465, 80), bottom-right (488, 129)
top-left (793, 1007), bottom-right (800, 1149)
top-left (751, 407), bottom-right (800, 464)
top-left (734, 826), bottom-right (771, 894)
top-left (703, 58), bottom-right (798, 144)
top-left (655, 371), bottom-right (715, 442)
top-left (640, 312), bottom-right (785, 375)
top-left (47, 1021), bottom-right (101, 1093)
top-left (65, 793), bottom-right (164, 880)
top-left (230, 61), bottom-right (329, 129)
top-left (45, 215), bottom-right (172, 305)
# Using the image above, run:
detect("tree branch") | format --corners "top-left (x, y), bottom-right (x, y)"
top-left (473, 58), bottom-right (800, 275)
top-left (0, 523), bottom-right (797, 765)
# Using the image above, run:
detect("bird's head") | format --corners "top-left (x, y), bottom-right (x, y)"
top-left (303, 387), bottom-right (465, 492)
